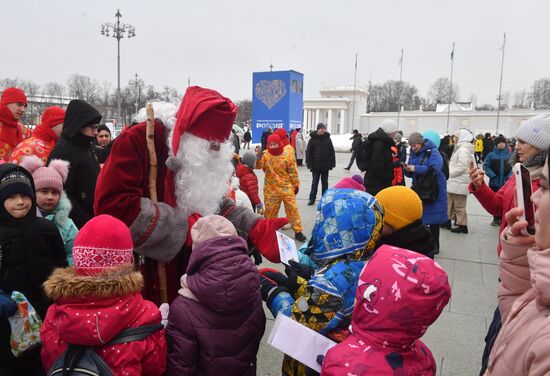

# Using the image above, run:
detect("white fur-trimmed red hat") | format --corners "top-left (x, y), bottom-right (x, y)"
top-left (72, 214), bottom-right (134, 276)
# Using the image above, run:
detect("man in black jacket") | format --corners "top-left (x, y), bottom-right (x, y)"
top-left (48, 99), bottom-right (102, 228)
top-left (357, 119), bottom-right (398, 196)
top-left (306, 123), bottom-right (336, 205)
top-left (344, 129), bottom-right (362, 171)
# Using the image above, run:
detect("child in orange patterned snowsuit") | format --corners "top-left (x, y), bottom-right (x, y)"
top-left (257, 134), bottom-right (306, 241)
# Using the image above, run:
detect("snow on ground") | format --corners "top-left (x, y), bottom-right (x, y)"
top-left (246, 132), bottom-right (355, 153)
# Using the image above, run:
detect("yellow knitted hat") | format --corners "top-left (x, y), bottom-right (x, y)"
top-left (375, 186), bottom-right (423, 231)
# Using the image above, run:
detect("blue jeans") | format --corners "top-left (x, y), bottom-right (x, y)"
top-left (309, 171), bottom-right (329, 202)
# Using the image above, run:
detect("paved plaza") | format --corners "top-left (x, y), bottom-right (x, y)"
top-left (251, 150), bottom-right (499, 376)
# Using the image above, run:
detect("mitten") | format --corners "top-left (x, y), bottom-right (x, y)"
top-left (285, 260), bottom-right (315, 295)
top-left (294, 186), bottom-right (299, 195)
top-left (159, 303), bottom-right (169, 328)
top-left (259, 268), bottom-right (289, 305)
top-left (249, 217), bottom-right (289, 263)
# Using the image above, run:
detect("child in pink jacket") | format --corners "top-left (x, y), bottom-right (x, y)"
top-left (321, 245), bottom-right (450, 375)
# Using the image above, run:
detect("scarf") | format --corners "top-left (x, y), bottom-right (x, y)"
top-left (509, 149), bottom-right (547, 180)
top-left (0, 105), bottom-right (23, 148)
top-left (32, 124), bottom-right (59, 145)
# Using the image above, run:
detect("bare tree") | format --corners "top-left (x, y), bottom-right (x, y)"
top-left (235, 99), bottom-right (252, 127)
top-left (43, 82), bottom-right (66, 97)
top-left (529, 78), bottom-right (550, 109)
top-left (368, 80), bottom-right (422, 112)
top-left (428, 77), bottom-right (460, 104)
top-left (512, 89), bottom-right (528, 109)
top-left (66, 74), bottom-right (100, 103)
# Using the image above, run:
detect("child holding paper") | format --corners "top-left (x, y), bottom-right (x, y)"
top-left (321, 245), bottom-right (451, 375)
top-left (259, 188), bottom-right (384, 376)
top-left (166, 215), bottom-right (266, 376)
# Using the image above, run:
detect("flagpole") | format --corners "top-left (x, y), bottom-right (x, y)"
top-left (367, 69), bottom-right (372, 113)
top-left (446, 42), bottom-right (455, 135)
top-left (351, 53), bottom-right (358, 133)
top-left (396, 48), bottom-right (404, 127)
top-left (496, 33), bottom-right (506, 135)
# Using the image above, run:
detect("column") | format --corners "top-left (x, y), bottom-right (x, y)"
top-left (326, 109), bottom-right (333, 134)
top-left (340, 109), bottom-right (346, 134)
top-left (303, 109), bottom-right (308, 131)
top-left (315, 109), bottom-right (320, 127)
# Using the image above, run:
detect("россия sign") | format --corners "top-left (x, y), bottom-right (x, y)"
top-left (251, 70), bottom-right (304, 143)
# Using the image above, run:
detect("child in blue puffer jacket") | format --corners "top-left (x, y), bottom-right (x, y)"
top-left (258, 188), bottom-right (384, 376)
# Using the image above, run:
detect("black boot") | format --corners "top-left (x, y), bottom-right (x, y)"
top-left (440, 220), bottom-right (452, 229)
top-left (429, 225), bottom-right (440, 257)
top-left (295, 232), bottom-right (307, 242)
top-left (451, 225), bottom-right (468, 234)
top-left (307, 200), bottom-right (315, 206)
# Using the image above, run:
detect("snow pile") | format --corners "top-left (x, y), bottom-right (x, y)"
top-left (328, 133), bottom-right (354, 153)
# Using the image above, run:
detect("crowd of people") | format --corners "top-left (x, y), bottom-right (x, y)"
top-left (0, 83), bottom-right (549, 376)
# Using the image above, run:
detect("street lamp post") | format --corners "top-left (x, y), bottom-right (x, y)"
top-left (101, 9), bottom-right (135, 132)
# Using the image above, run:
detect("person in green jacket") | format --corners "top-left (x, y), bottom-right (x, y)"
top-left (21, 155), bottom-right (78, 265)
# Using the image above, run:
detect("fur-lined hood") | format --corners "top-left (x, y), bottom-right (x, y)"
top-left (44, 266), bottom-right (143, 301)
top-left (45, 191), bottom-right (72, 228)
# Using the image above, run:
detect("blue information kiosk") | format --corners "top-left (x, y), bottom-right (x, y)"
top-left (251, 70), bottom-right (304, 144)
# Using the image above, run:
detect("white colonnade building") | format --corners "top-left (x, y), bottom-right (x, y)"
top-left (303, 87), bottom-right (368, 135)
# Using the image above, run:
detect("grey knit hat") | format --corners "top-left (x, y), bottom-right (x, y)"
top-left (408, 132), bottom-right (424, 145)
top-left (516, 115), bottom-right (550, 150)
top-left (241, 151), bottom-right (256, 169)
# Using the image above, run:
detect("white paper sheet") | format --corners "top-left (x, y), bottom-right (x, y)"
top-left (267, 314), bottom-right (337, 372)
top-left (276, 231), bottom-right (300, 265)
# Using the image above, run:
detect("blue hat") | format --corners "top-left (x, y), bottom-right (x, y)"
top-left (311, 189), bottom-right (384, 267)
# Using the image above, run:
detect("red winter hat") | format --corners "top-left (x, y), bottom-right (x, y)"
top-left (0, 87), bottom-right (27, 106)
top-left (173, 86), bottom-right (237, 155)
top-left (41, 106), bottom-right (65, 128)
top-left (267, 134), bottom-right (284, 156)
top-left (72, 214), bottom-right (134, 276)
top-left (274, 128), bottom-right (290, 146)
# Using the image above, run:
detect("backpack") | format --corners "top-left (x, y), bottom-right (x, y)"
top-left (356, 139), bottom-right (372, 172)
top-left (411, 150), bottom-right (439, 204)
top-left (47, 323), bottom-right (163, 376)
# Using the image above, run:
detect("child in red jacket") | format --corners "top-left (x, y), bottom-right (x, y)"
top-left (40, 214), bottom-right (166, 376)
top-left (321, 245), bottom-right (450, 376)
top-left (236, 151), bottom-right (263, 213)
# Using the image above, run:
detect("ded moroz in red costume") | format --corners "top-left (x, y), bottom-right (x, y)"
top-left (94, 86), bottom-right (288, 304)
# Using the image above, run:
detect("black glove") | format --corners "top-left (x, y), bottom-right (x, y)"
top-left (259, 268), bottom-right (289, 306)
top-left (285, 260), bottom-right (315, 295)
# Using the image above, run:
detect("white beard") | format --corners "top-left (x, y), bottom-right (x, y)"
top-left (173, 133), bottom-right (235, 217)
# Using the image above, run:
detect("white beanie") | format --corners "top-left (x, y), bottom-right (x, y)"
top-left (380, 119), bottom-right (398, 135)
top-left (516, 115), bottom-right (550, 150)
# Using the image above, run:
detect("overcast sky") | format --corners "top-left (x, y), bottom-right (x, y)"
top-left (2, 0), bottom-right (548, 105)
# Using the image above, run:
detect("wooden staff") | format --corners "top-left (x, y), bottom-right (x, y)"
top-left (146, 103), bottom-right (168, 303)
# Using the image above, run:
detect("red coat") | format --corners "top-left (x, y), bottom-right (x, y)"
top-left (40, 267), bottom-right (166, 376)
top-left (290, 129), bottom-right (298, 149)
top-left (235, 163), bottom-right (261, 206)
top-left (321, 246), bottom-right (450, 376)
top-left (470, 176), bottom-right (540, 255)
top-left (94, 120), bottom-right (190, 304)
